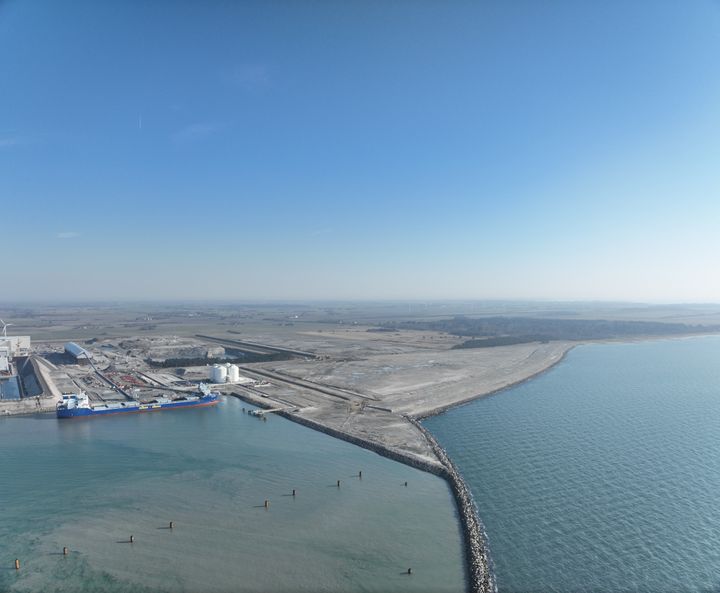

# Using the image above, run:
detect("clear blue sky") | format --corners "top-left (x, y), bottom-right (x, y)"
top-left (2, 0), bottom-right (719, 302)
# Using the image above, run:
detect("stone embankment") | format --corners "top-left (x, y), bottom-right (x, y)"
top-left (408, 417), bottom-right (497, 593)
top-left (230, 391), bottom-right (496, 593)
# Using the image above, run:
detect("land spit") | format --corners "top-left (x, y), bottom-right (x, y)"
top-left (229, 339), bottom-right (572, 472)
top-left (227, 338), bottom-right (572, 593)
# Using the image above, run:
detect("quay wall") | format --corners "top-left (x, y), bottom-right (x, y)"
top-left (0, 395), bottom-right (57, 416)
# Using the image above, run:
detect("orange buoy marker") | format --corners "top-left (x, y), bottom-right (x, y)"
top-left (264, 499), bottom-right (270, 508)
top-left (130, 535), bottom-right (134, 543)
top-left (169, 521), bottom-right (174, 529)
top-left (14, 559), bottom-right (20, 570)
top-left (63, 547), bottom-right (68, 556)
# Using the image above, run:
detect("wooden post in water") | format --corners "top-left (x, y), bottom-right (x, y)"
top-left (130, 535), bottom-right (134, 543)
top-left (264, 499), bottom-right (270, 508)
top-left (169, 521), bottom-right (174, 529)
top-left (358, 471), bottom-right (362, 479)
top-left (63, 547), bottom-right (68, 556)
top-left (292, 489), bottom-right (296, 496)
top-left (337, 480), bottom-right (341, 488)
top-left (14, 559), bottom-right (19, 570)
top-left (407, 568), bottom-right (412, 575)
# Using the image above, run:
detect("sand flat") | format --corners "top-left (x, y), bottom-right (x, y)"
top-left (233, 338), bottom-right (573, 468)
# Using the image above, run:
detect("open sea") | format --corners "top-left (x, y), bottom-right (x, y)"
top-left (425, 336), bottom-right (720, 593)
top-left (0, 396), bottom-right (464, 593)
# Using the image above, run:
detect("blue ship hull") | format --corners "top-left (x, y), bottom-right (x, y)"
top-left (57, 394), bottom-right (218, 418)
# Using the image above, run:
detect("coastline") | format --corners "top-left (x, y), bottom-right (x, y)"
top-left (230, 389), bottom-right (499, 593)
top-left (412, 331), bottom-right (719, 420)
top-left (13, 334), bottom-right (713, 591)
top-left (8, 334), bottom-right (716, 593)
top-left (225, 342), bottom-right (579, 593)
top-left (414, 343), bottom-right (576, 420)
top-left (1, 344), bottom-right (575, 593)
top-left (408, 416), bottom-right (496, 593)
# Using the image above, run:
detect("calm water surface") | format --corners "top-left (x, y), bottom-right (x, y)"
top-left (425, 336), bottom-right (720, 593)
top-left (0, 396), bottom-right (464, 593)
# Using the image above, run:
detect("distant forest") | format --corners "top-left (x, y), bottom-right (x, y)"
top-left (381, 316), bottom-right (720, 348)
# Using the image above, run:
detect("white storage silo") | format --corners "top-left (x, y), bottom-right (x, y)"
top-left (227, 364), bottom-right (240, 383)
top-left (211, 364), bottom-right (228, 384)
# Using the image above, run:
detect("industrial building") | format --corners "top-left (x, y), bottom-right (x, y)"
top-left (0, 335), bottom-right (31, 358)
top-left (64, 342), bottom-right (93, 364)
top-left (0, 335), bottom-right (31, 374)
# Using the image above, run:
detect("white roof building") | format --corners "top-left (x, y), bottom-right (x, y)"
top-left (64, 342), bottom-right (93, 360)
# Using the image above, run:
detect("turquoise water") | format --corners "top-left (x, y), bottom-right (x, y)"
top-left (0, 397), bottom-right (464, 593)
top-left (425, 336), bottom-right (720, 593)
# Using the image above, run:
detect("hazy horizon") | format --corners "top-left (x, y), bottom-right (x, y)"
top-left (2, 297), bottom-right (720, 311)
top-left (2, 1), bottom-right (720, 302)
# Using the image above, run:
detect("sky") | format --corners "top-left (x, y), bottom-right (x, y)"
top-left (1, 0), bottom-right (720, 302)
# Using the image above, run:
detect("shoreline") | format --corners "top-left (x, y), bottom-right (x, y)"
top-left (413, 331), bottom-right (720, 420)
top-left (414, 343), bottom-right (576, 420)
top-left (229, 389), bottom-right (497, 593)
top-left (225, 340), bottom-right (583, 593)
top-left (9, 333), bottom-right (715, 590)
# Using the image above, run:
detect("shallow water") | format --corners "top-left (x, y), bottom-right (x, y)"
top-left (425, 336), bottom-right (720, 593)
top-left (0, 396), bottom-right (464, 593)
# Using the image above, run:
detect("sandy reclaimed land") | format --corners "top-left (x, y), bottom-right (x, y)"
top-left (268, 341), bottom-right (572, 417)
top-left (230, 338), bottom-right (573, 469)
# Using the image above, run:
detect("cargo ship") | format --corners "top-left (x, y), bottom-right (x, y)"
top-left (56, 383), bottom-right (219, 418)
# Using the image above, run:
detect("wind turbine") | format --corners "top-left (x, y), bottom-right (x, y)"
top-left (0, 319), bottom-right (12, 338)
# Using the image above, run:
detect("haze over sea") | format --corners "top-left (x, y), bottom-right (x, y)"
top-left (425, 336), bottom-right (720, 593)
top-left (0, 397), bottom-right (464, 593)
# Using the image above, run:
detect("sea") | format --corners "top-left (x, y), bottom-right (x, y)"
top-left (425, 336), bottom-right (720, 593)
top-left (0, 396), bottom-right (464, 593)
